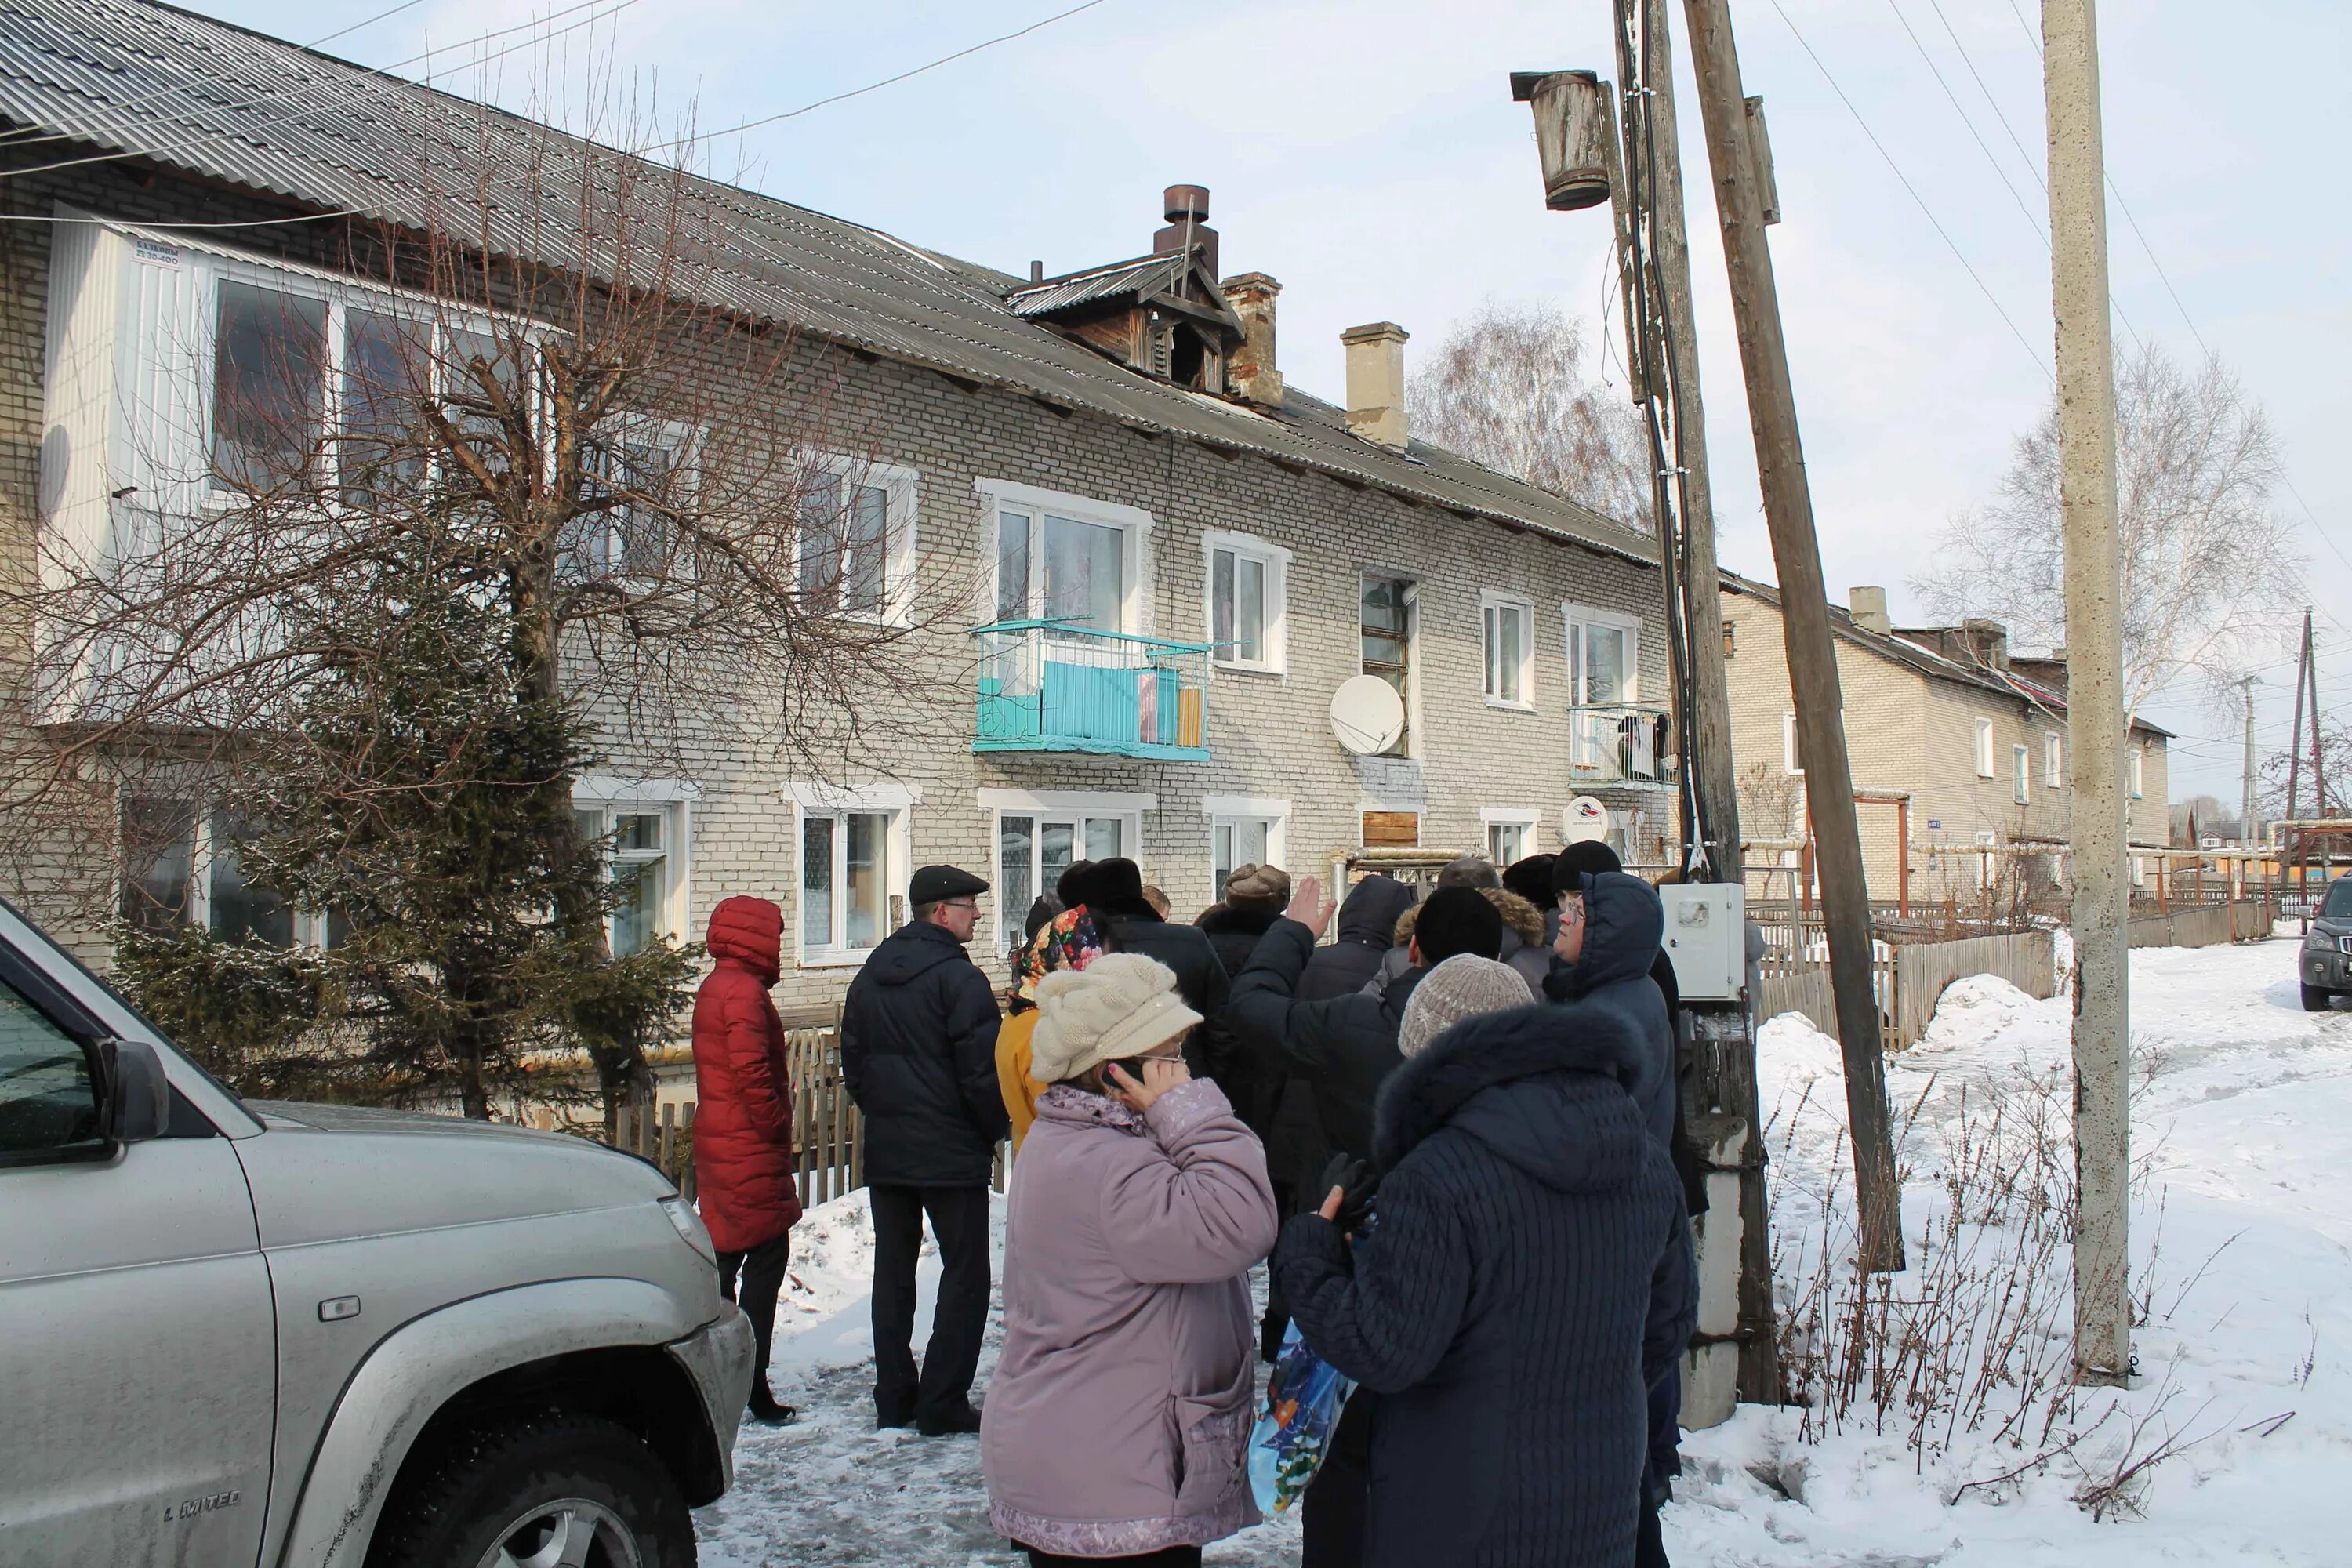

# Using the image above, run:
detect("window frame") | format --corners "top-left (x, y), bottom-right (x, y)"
top-left (193, 249), bottom-right (543, 510)
top-left (1480, 590), bottom-right (1537, 712)
top-left (977, 479), bottom-right (1153, 638)
top-left (2130, 746), bottom-right (2145, 800)
top-left (797, 453), bottom-right (921, 626)
top-left (575, 413), bottom-right (707, 586)
top-left (1202, 794), bottom-right (1290, 906)
top-left (1481, 806), bottom-right (1542, 868)
top-left (2013, 744), bottom-right (2031, 805)
top-left (2045, 730), bottom-right (2063, 789)
top-left (1359, 572), bottom-right (1417, 758)
top-left (1200, 529), bottom-right (1290, 675)
top-left (782, 782), bottom-right (914, 968)
top-left (1783, 712), bottom-right (1801, 776)
top-left (572, 779), bottom-right (698, 962)
top-left (1563, 603), bottom-right (1642, 708)
top-left (980, 786), bottom-right (1153, 956)
top-left (116, 796), bottom-right (296, 949)
top-left (1973, 717), bottom-right (1997, 779)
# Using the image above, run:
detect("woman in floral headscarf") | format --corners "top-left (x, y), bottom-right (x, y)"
top-left (996, 902), bottom-right (1111, 1149)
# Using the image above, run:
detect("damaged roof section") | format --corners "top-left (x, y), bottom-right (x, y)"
top-left (0, 0), bottom-right (1656, 565)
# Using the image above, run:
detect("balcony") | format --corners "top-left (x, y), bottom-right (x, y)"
top-left (1568, 702), bottom-right (1679, 786)
top-left (973, 620), bottom-right (1211, 762)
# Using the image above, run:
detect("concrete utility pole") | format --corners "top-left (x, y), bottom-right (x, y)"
top-left (1681, 0), bottom-right (1904, 1272)
top-left (2043, 0), bottom-right (2130, 1387)
top-left (2239, 675), bottom-right (2262, 846)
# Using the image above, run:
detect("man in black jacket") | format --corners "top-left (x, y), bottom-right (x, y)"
top-left (1077, 857), bottom-right (1238, 1109)
top-left (840, 863), bottom-right (1009, 1436)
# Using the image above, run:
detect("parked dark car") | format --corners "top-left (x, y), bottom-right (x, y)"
top-left (2298, 876), bottom-right (2352, 1010)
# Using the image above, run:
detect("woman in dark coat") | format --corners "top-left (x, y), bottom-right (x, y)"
top-left (691, 895), bottom-right (804, 1424)
top-left (1273, 997), bottom-right (1697, 1568)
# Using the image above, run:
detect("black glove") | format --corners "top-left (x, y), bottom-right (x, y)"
top-left (1315, 1152), bottom-right (1381, 1233)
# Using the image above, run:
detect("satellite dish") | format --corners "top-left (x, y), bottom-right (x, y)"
top-left (1330, 675), bottom-right (1406, 757)
top-left (1563, 796), bottom-right (1610, 844)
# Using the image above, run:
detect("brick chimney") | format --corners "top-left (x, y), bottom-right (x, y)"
top-left (1221, 273), bottom-right (1283, 410)
top-left (1341, 321), bottom-right (1409, 448)
top-left (1849, 585), bottom-right (1891, 635)
top-left (1961, 616), bottom-right (2010, 671)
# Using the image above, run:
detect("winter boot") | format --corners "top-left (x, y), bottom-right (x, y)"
top-left (748, 1382), bottom-right (798, 1425)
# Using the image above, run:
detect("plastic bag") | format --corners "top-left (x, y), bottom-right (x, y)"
top-left (1247, 1319), bottom-right (1358, 1515)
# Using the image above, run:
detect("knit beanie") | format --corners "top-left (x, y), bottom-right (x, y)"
top-left (1414, 885), bottom-right (1507, 964)
top-left (1553, 840), bottom-right (1624, 898)
top-left (1399, 955), bottom-right (1533, 1058)
top-left (1029, 953), bottom-right (1203, 1084)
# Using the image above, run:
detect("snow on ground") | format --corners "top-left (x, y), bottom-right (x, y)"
top-left (697, 936), bottom-right (2352, 1566)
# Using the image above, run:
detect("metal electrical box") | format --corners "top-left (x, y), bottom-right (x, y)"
top-left (1658, 882), bottom-right (1744, 1002)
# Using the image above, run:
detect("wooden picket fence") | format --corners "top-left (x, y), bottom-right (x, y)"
top-left (1756, 929), bottom-right (2056, 1051)
top-left (607, 1028), bottom-right (1009, 1204)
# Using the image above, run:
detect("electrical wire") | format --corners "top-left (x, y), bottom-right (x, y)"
top-left (634, 0), bottom-right (1118, 158)
top-left (1762, 0), bottom-right (2052, 383)
top-left (0, 0), bottom-right (641, 183)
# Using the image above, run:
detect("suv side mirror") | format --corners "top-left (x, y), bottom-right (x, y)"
top-left (100, 1038), bottom-right (171, 1144)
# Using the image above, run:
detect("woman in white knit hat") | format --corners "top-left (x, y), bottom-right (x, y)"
top-left (981, 953), bottom-right (1279, 1567)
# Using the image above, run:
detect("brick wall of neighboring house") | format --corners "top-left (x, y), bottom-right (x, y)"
top-left (3, 163), bottom-right (1671, 1005)
top-left (1717, 583), bottom-right (2180, 909)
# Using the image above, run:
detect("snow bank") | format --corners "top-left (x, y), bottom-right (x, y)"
top-left (1686, 937), bottom-right (2352, 1566)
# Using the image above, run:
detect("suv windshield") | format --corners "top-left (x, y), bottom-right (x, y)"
top-left (2324, 880), bottom-right (2352, 920)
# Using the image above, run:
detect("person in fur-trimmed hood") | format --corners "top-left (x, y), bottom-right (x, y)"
top-left (1272, 995), bottom-right (1697, 1568)
top-left (1380, 884), bottom-right (1551, 1000)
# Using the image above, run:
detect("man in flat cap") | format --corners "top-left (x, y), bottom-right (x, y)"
top-left (840, 863), bottom-right (1010, 1436)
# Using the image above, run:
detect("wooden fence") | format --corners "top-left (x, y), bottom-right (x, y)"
top-left (1757, 929), bottom-right (2056, 1051)
top-left (608, 1028), bottom-right (1011, 1203)
top-left (2128, 900), bottom-right (2273, 949)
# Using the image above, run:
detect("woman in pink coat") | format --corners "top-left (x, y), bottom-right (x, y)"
top-left (982, 953), bottom-right (1279, 1567)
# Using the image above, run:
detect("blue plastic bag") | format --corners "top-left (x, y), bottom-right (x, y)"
top-left (1247, 1319), bottom-right (1358, 1515)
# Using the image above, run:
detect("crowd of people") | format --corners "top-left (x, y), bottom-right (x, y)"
top-left (687, 844), bottom-right (1704, 1568)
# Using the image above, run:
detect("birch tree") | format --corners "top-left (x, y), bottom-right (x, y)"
top-left (1911, 346), bottom-right (2301, 728)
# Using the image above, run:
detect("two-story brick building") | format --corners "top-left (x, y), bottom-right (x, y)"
top-left (0, 0), bottom-right (1682, 1004)
top-left (1719, 573), bottom-right (2172, 907)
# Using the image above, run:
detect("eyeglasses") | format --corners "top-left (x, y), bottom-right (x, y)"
top-left (1559, 901), bottom-right (1588, 925)
top-left (942, 898), bottom-right (979, 912)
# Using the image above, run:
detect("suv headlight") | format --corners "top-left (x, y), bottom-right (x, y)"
top-left (2307, 932), bottom-right (2336, 953)
top-left (659, 1196), bottom-right (717, 1266)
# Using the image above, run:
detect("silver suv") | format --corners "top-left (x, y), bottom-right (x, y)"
top-left (0, 898), bottom-right (752, 1567)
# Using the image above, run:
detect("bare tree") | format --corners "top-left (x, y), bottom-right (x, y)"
top-left (1911, 346), bottom-right (2301, 728)
top-left (1406, 302), bottom-right (1653, 530)
top-left (2, 91), bottom-right (956, 1109)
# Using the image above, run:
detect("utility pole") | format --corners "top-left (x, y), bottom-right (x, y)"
top-left (2288, 612), bottom-right (2310, 897)
top-left (1680, 0), bottom-right (1904, 1272)
top-left (2044, 0), bottom-right (2130, 1388)
top-left (2239, 675), bottom-right (2261, 848)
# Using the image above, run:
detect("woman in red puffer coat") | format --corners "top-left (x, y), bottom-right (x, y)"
top-left (692, 895), bottom-right (803, 1424)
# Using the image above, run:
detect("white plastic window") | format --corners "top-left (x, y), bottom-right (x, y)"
top-left (1482, 591), bottom-right (1534, 709)
top-left (800, 808), bottom-right (898, 961)
top-left (2045, 731), bottom-right (2063, 789)
top-left (2013, 745), bottom-right (2031, 805)
top-left (1204, 532), bottom-right (1290, 673)
top-left (1974, 717), bottom-right (1996, 779)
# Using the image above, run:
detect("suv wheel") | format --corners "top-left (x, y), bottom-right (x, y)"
top-left (370, 1411), bottom-right (694, 1568)
top-left (2304, 983), bottom-right (2333, 1013)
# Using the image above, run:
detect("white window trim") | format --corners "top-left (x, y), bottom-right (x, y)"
top-left (800, 452), bottom-right (921, 626)
top-left (2045, 730), bottom-right (2064, 789)
top-left (1480, 806), bottom-right (1543, 865)
top-left (1203, 793), bottom-right (1291, 904)
top-left (975, 477), bottom-right (1156, 637)
top-left (787, 782), bottom-right (914, 969)
top-left (1783, 712), bottom-right (1801, 776)
top-left (986, 789), bottom-right (1155, 954)
top-left (1973, 717), bottom-right (1997, 779)
top-left (1479, 590), bottom-right (1537, 712)
top-left (1562, 603), bottom-right (1643, 706)
top-left (2130, 746), bottom-right (2145, 800)
top-left (1200, 529), bottom-right (1291, 676)
top-left (570, 788), bottom-right (695, 958)
top-left (2013, 744), bottom-right (2031, 805)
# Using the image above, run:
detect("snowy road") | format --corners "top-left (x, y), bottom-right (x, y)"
top-left (696, 935), bottom-right (2352, 1566)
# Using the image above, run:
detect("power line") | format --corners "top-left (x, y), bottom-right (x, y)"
top-left (1763, 0), bottom-right (2052, 383)
top-left (634, 0), bottom-right (1118, 158)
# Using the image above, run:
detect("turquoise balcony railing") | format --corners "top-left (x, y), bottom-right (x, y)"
top-left (1568, 702), bottom-right (1679, 786)
top-left (973, 620), bottom-right (1212, 762)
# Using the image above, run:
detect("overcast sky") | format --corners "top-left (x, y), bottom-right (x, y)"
top-left (197, 0), bottom-right (2352, 803)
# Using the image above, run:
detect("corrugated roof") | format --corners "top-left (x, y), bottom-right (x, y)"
top-left (1006, 252), bottom-right (1192, 318)
top-left (0, 0), bottom-right (1657, 565)
top-left (1721, 570), bottom-right (2172, 739)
